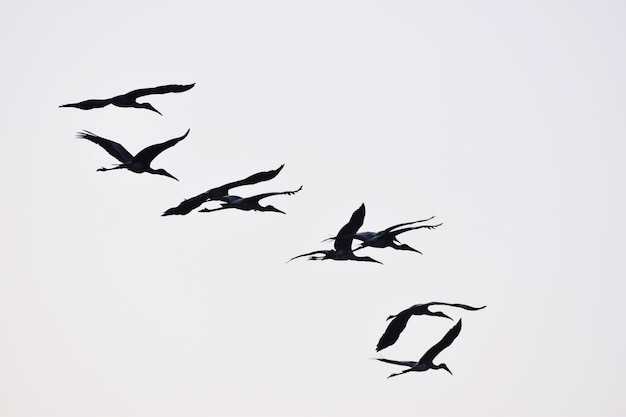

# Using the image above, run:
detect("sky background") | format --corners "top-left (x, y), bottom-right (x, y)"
top-left (2, 1), bottom-right (626, 416)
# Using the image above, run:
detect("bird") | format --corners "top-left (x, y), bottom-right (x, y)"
top-left (162, 164), bottom-right (285, 216)
top-left (376, 319), bottom-right (462, 377)
top-left (323, 217), bottom-right (443, 254)
top-left (198, 186), bottom-right (303, 214)
top-left (376, 302), bottom-right (485, 352)
top-left (60, 83), bottom-right (195, 115)
top-left (76, 129), bottom-right (189, 180)
top-left (288, 204), bottom-right (383, 264)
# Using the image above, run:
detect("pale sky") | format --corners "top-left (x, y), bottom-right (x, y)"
top-left (2, 1), bottom-right (626, 416)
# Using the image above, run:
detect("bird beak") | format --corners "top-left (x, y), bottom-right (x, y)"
top-left (161, 171), bottom-right (178, 181)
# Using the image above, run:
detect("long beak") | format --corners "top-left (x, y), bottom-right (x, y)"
top-left (161, 171), bottom-right (179, 181)
top-left (147, 106), bottom-right (163, 116)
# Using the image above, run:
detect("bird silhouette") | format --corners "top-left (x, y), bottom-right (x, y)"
top-left (288, 203), bottom-right (382, 264)
top-left (60, 83), bottom-right (195, 115)
top-left (376, 319), bottom-right (462, 377)
top-left (198, 186), bottom-right (303, 214)
top-left (76, 129), bottom-right (189, 180)
top-left (376, 302), bottom-right (485, 351)
top-left (323, 217), bottom-right (442, 254)
top-left (162, 165), bottom-right (285, 216)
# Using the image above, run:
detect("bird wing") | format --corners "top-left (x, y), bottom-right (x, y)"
top-left (419, 319), bottom-right (462, 364)
top-left (322, 232), bottom-right (371, 243)
top-left (76, 131), bottom-right (134, 164)
top-left (162, 192), bottom-right (211, 216)
top-left (287, 249), bottom-right (331, 263)
top-left (205, 164), bottom-right (285, 199)
top-left (388, 223), bottom-right (443, 238)
top-left (60, 98), bottom-right (112, 110)
top-left (375, 358), bottom-right (418, 368)
top-left (427, 302), bottom-right (486, 311)
top-left (381, 216), bottom-right (437, 233)
top-left (134, 129), bottom-right (190, 165)
top-left (334, 203), bottom-right (365, 253)
top-left (245, 186), bottom-right (303, 203)
top-left (125, 83), bottom-right (195, 99)
top-left (376, 312), bottom-right (412, 351)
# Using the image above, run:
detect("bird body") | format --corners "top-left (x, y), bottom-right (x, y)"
top-left (377, 319), bottom-right (463, 377)
top-left (162, 165), bottom-right (285, 216)
top-left (289, 204), bottom-right (382, 264)
top-left (60, 83), bottom-right (195, 115)
top-left (198, 186), bottom-right (303, 214)
top-left (76, 129), bottom-right (189, 180)
top-left (377, 302), bottom-right (485, 351)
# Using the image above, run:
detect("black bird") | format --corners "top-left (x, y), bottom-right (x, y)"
top-left (198, 186), bottom-right (303, 214)
top-left (324, 217), bottom-right (442, 254)
top-left (60, 83), bottom-right (195, 115)
top-left (376, 319), bottom-right (462, 377)
top-left (288, 204), bottom-right (382, 264)
top-left (377, 302), bottom-right (485, 352)
top-left (76, 129), bottom-right (189, 180)
top-left (162, 165), bottom-right (285, 216)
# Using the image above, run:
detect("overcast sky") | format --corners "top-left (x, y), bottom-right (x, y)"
top-left (2, 1), bottom-right (626, 416)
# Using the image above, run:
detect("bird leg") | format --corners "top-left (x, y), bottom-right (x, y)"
top-left (97, 166), bottom-right (124, 172)
top-left (198, 206), bottom-right (229, 213)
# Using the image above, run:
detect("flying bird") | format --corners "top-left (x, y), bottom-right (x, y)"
top-left (324, 217), bottom-right (442, 254)
top-left (376, 319), bottom-right (462, 377)
top-left (76, 129), bottom-right (189, 180)
top-left (60, 83), bottom-right (195, 115)
top-left (288, 204), bottom-right (382, 264)
top-left (162, 165), bottom-right (285, 216)
top-left (376, 302), bottom-right (485, 351)
top-left (198, 186), bottom-right (303, 214)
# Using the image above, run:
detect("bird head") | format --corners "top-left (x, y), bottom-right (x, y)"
top-left (139, 102), bottom-right (163, 115)
top-left (432, 311), bottom-right (453, 320)
top-left (436, 363), bottom-right (453, 375)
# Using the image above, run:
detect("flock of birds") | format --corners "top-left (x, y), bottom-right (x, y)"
top-left (60, 83), bottom-right (486, 378)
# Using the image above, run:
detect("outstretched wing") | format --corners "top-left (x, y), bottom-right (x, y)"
top-left (134, 129), bottom-right (190, 165)
top-left (205, 164), bottom-right (285, 200)
top-left (334, 203), bottom-right (365, 253)
top-left (427, 302), bottom-right (486, 311)
top-left (245, 186), bottom-right (303, 203)
top-left (419, 319), bottom-right (462, 364)
top-left (162, 193), bottom-right (211, 216)
top-left (389, 223), bottom-right (443, 238)
top-left (381, 216), bottom-right (436, 233)
top-left (375, 358), bottom-right (418, 368)
top-left (376, 311), bottom-right (412, 352)
top-left (76, 130), bottom-right (134, 164)
top-left (125, 83), bottom-right (196, 99)
top-left (60, 98), bottom-right (112, 110)
top-left (287, 249), bottom-right (331, 263)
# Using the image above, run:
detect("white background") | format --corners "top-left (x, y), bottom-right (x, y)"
top-left (1, 1), bottom-right (625, 416)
